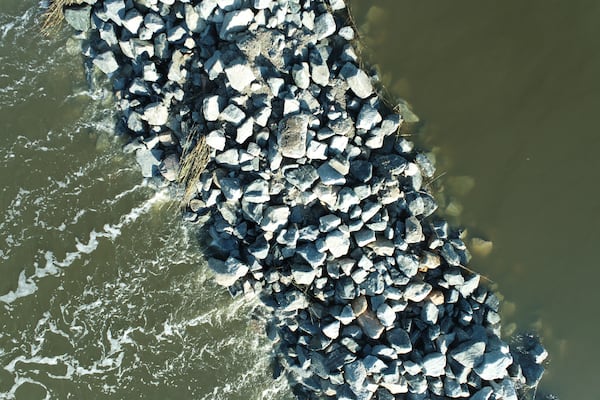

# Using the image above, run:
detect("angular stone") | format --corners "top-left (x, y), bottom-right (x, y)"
top-left (278, 115), bottom-right (309, 158)
top-left (104, 0), bottom-right (125, 26)
top-left (387, 328), bottom-right (412, 354)
top-left (368, 239), bottom-right (394, 257)
top-left (208, 257), bottom-right (248, 287)
top-left (450, 341), bottom-right (486, 368)
top-left (244, 179), bottom-right (270, 203)
top-left (325, 230), bottom-right (350, 258)
top-left (404, 281), bottom-right (432, 302)
top-left (285, 165), bottom-right (319, 191)
top-left (405, 216), bottom-right (424, 244)
top-left (376, 303), bottom-right (396, 327)
top-left (471, 387), bottom-right (493, 400)
top-left (340, 62), bottom-right (373, 99)
top-left (319, 214), bottom-right (341, 233)
top-left (309, 48), bottom-right (330, 86)
top-left (363, 355), bottom-right (387, 374)
top-left (206, 129), bottom-right (226, 151)
top-left (323, 320), bottom-right (341, 339)
top-left (144, 13), bottom-right (165, 33)
top-left (220, 104), bottom-right (246, 126)
top-left (219, 177), bottom-right (242, 201)
top-left (354, 229), bottom-right (375, 247)
top-left (373, 154), bottom-right (407, 176)
top-left (357, 309), bottom-right (384, 339)
top-left (297, 244), bottom-right (326, 268)
top-left (220, 9), bottom-right (254, 40)
top-left (143, 102), bottom-right (169, 126)
top-left (317, 162), bottom-right (346, 186)
top-left (225, 62), bottom-right (255, 93)
top-left (350, 160), bottom-right (373, 183)
top-left (135, 148), bottom-right (162, 178)
top-left (423, 353), bottom-right (446, 377)
top-left (314, 12), bottom-right (336, 40)
top-left (292, 264), bottom-right (317, 286)
top-left (122, 8), bottom-right (143, 34)
top-left (474, 351), bottom-right (513, 380)
top-left (184, 4), bottom-right (204, 33)
top-left (214, 149), bottom-right (239, 167)
top-left (421, 302), bottom-right (439, 324)
top-left (356, 103), bottom-right (382, 131)
top-left (292, 62), bottom-right (310, 89)
top-left (64, 5), bottom-right (91, 32)
top-left (159, 153), bottom-right (179, 182)
top-left (93, 51), bottom-right (119, 75)
top-left (261, 206), bottom-right (290, 232)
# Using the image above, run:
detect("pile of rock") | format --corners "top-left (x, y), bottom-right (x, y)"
top-left (60, 0), bottom-right (547, 398)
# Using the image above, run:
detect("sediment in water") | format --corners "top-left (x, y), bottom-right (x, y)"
top-left (51, 0), bottom-right (549, 398)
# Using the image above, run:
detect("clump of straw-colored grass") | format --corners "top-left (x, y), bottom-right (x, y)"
top-left (41, 0), bottom-right (79, 35)
top-left (178, 126), bottom-right (210, 207)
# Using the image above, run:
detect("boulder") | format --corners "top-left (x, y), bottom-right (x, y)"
top-left (64, 5), bottom-right (91, 32)
top-left (278, 114), bottom-right (309, 159)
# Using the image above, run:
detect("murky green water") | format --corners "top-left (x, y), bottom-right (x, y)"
top-left (0, 2), bottom-right (292, 399)
top-left (349, 1), bottom-right (600, 398)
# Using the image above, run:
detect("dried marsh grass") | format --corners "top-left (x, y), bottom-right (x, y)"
top-left (41, 0), bottom-right (79, 35)
top-left (178, 126), bottom-right (210, 207)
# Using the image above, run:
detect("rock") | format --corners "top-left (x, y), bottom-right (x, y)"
top-left (322, 320), bottom-right (341, 339)
top-left (254, 0), bottom-right (272, 9)
top-left (215, 149), bottom-right (239, 167)
top-left (474, 351), bottom-right (513, 380)
top-left (104, 0), bottom-right (125, 26)
top-left (340, 62), bottom-right (373, 99)
top-left (325, 229), bottom-right (350, 257)
top-left (404, 281), bottom-right (432, 302)
top-left (244, 179), bottom-right (270, 203)
top-left (441, 242), bottom-right (462, 266)
top-left (387, 328), bottom-right (412, 354)
top-left (278, 115), bottom-right (309, 159)
top-left (285, 165), bottom-right (319, 191)
top-left (363, 355), bottom-right (387, 374)
top-left (422, 352), bottom-right (447, 377)
top-left (317, 162), bottom-right (346, 186)
top-left (219, 177), bottom-right (242, 201)
top-left (122, 8), bottom-right (143, 34)
top-left (373, 154), bottom-right (407, 176)
top-left (356, 104), bottom-right (382, 131)
top-left (220, 104), bottom-right (246, 126)
top-left (376, 303), bottom-right (396, 327)
top-left (421, 302), bottom-right (439, 324)
top-left (93, 51), bottom-right (119, 75)
top-left (354, 229), bottom-right (375, 247)
top-left (279, 289), bottom-right (309, 312)
top-left (368, 239), bottom-right (394, 257)
top-left (206, 129), bottom-right (226, 151)
top-left (297, 244), bottom-right (326, 268)
top-left (184, 4), bottom-right (204, 33)
top-left (471, 387), bottom-right (493, 400)
top-left (309, 48), bottom-right (330, 86)
top-left (159, 153), bottom-right (179, 182)
top-left (144, 13), bottom-right (165, 33)
top-left (292, 63), bottom-right (310, 89)
top-left (208, 257), bottom-right (249, 287)
top-left (143, 102), bottom-right (169, 126)
top-left (64, 5), bottom-right (91, 32)
top-left (225, 62), bottom-right (255, 93)
top-left (314, 12), bottom-right (336, 40)
top-left (220, 9), bottom-right (254, 40)
top-left (261, 206), bottom-right (290, 232)
top-left (471, 237), bottom-right (494, 257)
top-left (350, 160), bottom-right (373, 183)
top-left (405, 216), bottom-right (424, 244)
top-left (357, 309), bottom-right (384, 339)
top-left (135, 148), bottom-right (162, 178)
top-left (292, 264), bottom-right (317, 286)
top-left (450, 340), bottom-right (486, 368)
top-left (319, 214), bottom-right (341, 233)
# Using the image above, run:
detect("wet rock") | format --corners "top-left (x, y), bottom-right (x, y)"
top-left (159, 153), bottom-right (179, 182)
top-left (93, 51), bottom-right (119, 75)
top-left (474, 351), bottom-right (513, 380)
top-left (64, 5), bottom-right (91, 32)
top-left (208, 257), bottom-right (249, 287)
top-left (278, 115), bottom-right (309, 159)
top-left (135, 148), bottom-right (162, 178)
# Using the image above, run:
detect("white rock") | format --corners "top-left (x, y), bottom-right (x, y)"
top-left (203, 95), bottom-right (221, 121)
top-left (220, 9), bottom-right (254, 40)
top-left (314, 12), bottom-right (336, 40)
top-left (225, 62), bottom-right (255, 93)
top-left (143, 102), bottom-right (169, 126)
top-left (206, 129), bottom-right (226, 151)
top-left (325, 230), bottom-right (350, 257)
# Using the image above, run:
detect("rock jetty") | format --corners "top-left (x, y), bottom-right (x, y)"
top-left (58, 0), bottom-right (548, 398)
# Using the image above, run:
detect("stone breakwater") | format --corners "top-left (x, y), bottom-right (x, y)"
top-left (58, 0), bottom-right (548, 398)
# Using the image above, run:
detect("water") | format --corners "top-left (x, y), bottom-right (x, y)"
top-left (0, 2), bottom-right (292, 399)
top-left (349, 1), bottom-right (600, 398)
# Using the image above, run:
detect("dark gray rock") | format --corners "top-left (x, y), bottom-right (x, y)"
top-left (285, 165), bottom-right (319, 191)
top-left (350, 160), bottom-right (373, 183)
top-left (387, 328), bottom-right (412, 354)
top-left (219, 177), bottom-right (242, 201)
